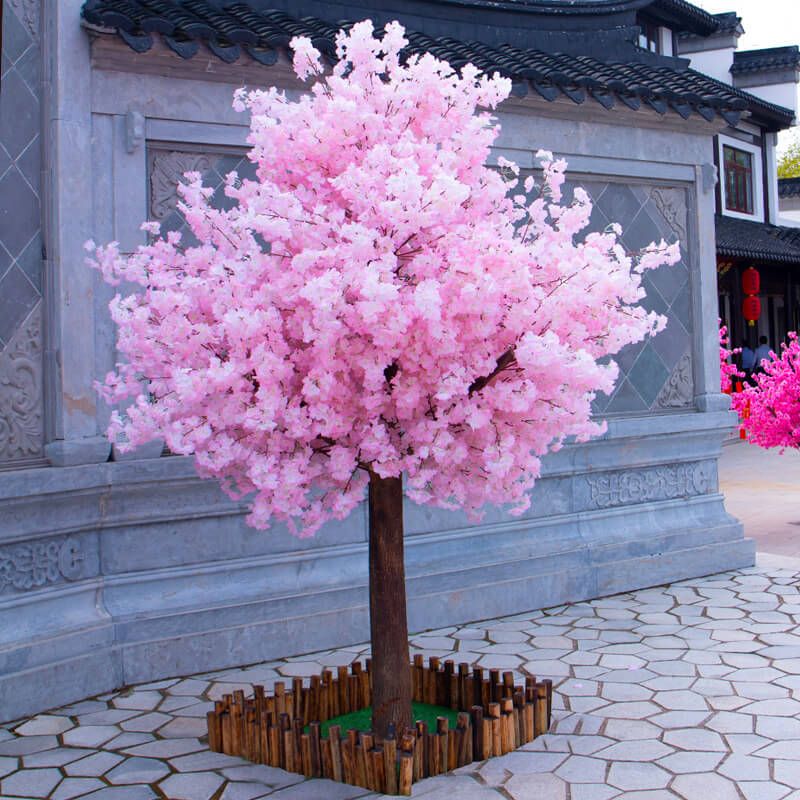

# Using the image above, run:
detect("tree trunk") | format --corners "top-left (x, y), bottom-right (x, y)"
top-left (368, 472), bottom-right (412, 738)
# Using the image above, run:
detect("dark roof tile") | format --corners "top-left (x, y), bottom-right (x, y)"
top-left (716, 214), bottom-right (800, 264)
top-left (731, 46), bottom-right (800, 75)
top-left (779, 178), bottom-right (800, 199)
top-left (81, 0), bottom-right (795, 127)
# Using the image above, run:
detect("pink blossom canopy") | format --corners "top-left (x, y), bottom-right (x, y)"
top-left (87, 20), bottom-right (679, 535)
top-left (733, 333), bottom-right (800, 450)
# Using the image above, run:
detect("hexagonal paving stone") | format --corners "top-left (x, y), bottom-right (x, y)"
top-left (595, 740), bottom-right (673, 761)
top-left (657, 750), bottom-right (724, 773)
top-left (607, 762), bottom-right (670, 791)
top-left (157, 716), bottom-right (209, 738)
top-left (1, 767), bottom-right (62, 798)
top-left (14, 716), bottom-right (74, 736)
top-left (62, 726), bottom-right (120, 748)
top-left (673, 772), bottom-right (741, 800)
top-left (158, 771), bottom-right (225, 800)
top-left (554, 755), bottom-right (607, 783)
top-left (505, 773), bottom-right (567, 800)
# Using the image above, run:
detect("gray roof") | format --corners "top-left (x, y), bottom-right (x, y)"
top-left (716, 215), bottom-right (800, 264)
top-left (81, 1), bottom-right (795, 129)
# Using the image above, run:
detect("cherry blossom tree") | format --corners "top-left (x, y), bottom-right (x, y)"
top-left (87, 21), bottom-right (678, 737)
top-left (733, 333), bottom-right (800, 449)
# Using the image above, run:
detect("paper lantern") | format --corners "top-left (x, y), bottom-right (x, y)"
top-left (743, 295), bottom-right (761, 327)
top-left (742, 267), bottom-right (760, 297)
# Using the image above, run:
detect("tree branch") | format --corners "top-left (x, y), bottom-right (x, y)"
top-left (468, 348), bottom-right (516, 396)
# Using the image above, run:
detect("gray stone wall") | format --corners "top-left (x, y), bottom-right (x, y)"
top-left (0, 0), bottom-right (44, 468)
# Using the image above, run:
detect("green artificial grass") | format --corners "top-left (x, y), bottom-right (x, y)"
top-left (308, 701), bottom-right (460, 739)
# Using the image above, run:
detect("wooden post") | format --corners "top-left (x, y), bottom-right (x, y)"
top-left (384, 736), bottom-right (398, 795)
top-left (368, 473), bottom-right (413, 739)
top-left (399, 752), bottom-right (413, 796)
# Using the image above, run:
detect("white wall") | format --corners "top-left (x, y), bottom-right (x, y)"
top-left (685, 49), bottom-right (733, 84)
top-left (742, 82), bottom-right (798, 114)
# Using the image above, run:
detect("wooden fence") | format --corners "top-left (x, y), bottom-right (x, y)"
top-left (207, 654), bottom-right (554, 795)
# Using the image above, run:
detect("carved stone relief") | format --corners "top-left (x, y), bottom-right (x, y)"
top-left (585, 461), bottom-right (711, 510)
top-left (0, 303), bottom-right (43, 462)
top-left (0, 536), bottom-right (84, 593)
top-left (149, 151), bottom-right (212, 220)
top-left (656, 352), bottom-right (693, 409)
top-left (7, 0), bottom-right (39, 38)
top-left (650, 187), bottom-right (687, 243)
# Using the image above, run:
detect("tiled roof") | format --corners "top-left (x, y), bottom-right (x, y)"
top-left (731, 46), bottom-right (800, 75)
top-left (81, 1), bottom-right (795, 128)
top-left (779, 178), bottom-right (800, 199)
top-left (716, 214), bottom-right (800, 264)
top-left (711, 11), bottom-right (742, 34)
top-left (650, 0), bottom-right (719, 35)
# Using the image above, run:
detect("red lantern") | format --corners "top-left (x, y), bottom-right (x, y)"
top-left (742, 267), bottom-right (760, 296)
top-left (743, 295), bottom-right (761, 327)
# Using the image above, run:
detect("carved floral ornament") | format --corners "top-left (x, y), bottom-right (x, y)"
top-left (586, 461), bottom-right (711, 510)
top-left (0, 537), bottom-right (84, 594)
top-left (149, 151), bottom-right (212, 220)
top-left (0, 304), bottom-right (44, 462)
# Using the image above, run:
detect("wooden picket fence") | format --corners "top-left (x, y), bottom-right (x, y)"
top-left (206, 654), bottom-right (553, 795)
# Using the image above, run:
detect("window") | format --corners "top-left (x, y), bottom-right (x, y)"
top-left (637, 16), bottom-right (660, 53)
top-left (724, 145), bottom-right (754, 214)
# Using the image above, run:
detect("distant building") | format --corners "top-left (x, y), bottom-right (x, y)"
top-left (779, 177), bottom-right (800, 225)
top-left (679, 18), bottom-right (800, 350)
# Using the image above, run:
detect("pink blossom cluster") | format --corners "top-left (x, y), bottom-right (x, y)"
top-left (719, 321), bottom-right (742, 394)
top-left (87, 21), bottom-right (679, 535)
top-left (733, 333), bottom-right (800, 450)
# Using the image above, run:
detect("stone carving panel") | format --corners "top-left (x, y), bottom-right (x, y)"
top-left (0, 536), bottom-right (85, 594)
top-left (149, 151), bottom-right (212, 220)
top-left (585, 461), bottom-right (711, 510)
top-left (6, 0), bottom-right (39, 38)
top-left (147, 148), bottom-right (258, 248)
top-left (0, 304), bottom-right (43, 462)
top-left (656, 352), bottom-right (693, 409)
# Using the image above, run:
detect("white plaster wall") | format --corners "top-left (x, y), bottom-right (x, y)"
top-left (685, 48), bottom-right (733, 84)
top-left (742, 82), bottom-right (798, 114)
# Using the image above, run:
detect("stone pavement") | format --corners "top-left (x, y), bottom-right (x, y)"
top-left (6, 565), bottom-right (800, 799)
top-left (719, 441), bottom-right (800, 559)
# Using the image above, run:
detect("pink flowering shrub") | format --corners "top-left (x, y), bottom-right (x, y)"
top-left (719, 321), bottom-right (742, 394)
top-left (87, 21), bottom-right (679, 535)
top-left (733, 333), bottom-right (800, 449)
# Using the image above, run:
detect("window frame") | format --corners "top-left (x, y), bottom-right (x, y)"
top-left (718, 134), bottom-right (764, 222)
top-left (723, 145), bottom-right (754, 214)
top-left (636, 15), bottom-right (661, 54)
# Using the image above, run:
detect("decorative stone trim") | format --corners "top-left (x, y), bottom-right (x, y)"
top-left (0, 304), bottom-right (44, 464)
top-left (207, 656), bottom-right (553, 795)
top-left (586, 461), bottom-right (710, 509)
top-left (0, 537), bottom-right (84, 594)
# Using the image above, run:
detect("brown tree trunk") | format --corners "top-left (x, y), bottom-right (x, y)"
top-left (368, 472), bottom-right (412, 738)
